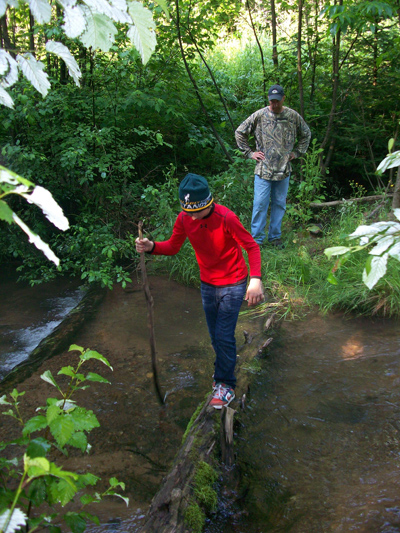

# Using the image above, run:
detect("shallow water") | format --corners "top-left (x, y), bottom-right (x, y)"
top-left (206, 313), bottom-right (400, 532)
top-left (0, 275), bottom-right (84, 380)
top-left (2, 277), bottom-right (400, 532)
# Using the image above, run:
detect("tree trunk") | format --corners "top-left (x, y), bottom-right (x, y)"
top-left (270, 0), bottom-right (279, 67)
top-left (319, 0), bottom-right (342, 176)
top-left (174, 0), bottom-right (234, 164)
top-left (246, 0), bottom-right (267, 105)
top-left (29, 10), bottom-right (35, 56)
top-left (0, 13), bottom-right (14, 57)
top-left (393, 168), bottom-right (400, 209)
top-left (297, 0), bottom-right (305, 118)
top-left (187, 28), bottom-right (236, 134)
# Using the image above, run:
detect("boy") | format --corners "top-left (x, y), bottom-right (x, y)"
top-left (136, 173), bottom-right (264, 409)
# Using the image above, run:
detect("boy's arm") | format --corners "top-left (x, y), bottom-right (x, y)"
top-left (135, 213), bottom-right (187, 256)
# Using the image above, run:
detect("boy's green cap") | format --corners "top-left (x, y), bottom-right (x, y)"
top-left (179, 173), bottom-right (213, 212)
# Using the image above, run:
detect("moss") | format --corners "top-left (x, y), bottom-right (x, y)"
top-left (194, 485), bottom-right (218, 512)
top-left (193, 461), bottom-right (218, 513)
top-left (181, 395), bottom-right (209, 444)
top-left (184, 502), bottom-right (205, 533)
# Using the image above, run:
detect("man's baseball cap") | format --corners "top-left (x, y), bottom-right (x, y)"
top-left (268, 84), bottom-right (284, 101)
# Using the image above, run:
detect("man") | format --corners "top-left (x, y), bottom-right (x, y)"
top-left (235, 84), bottom-right (311, 248)
top-left (135, 173), bottom-right (264, 409)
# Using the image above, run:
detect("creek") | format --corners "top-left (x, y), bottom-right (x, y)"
top-left (1, 275), bottom-right (400, 532)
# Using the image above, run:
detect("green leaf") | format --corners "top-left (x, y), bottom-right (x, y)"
top-left (153, 0), bottom-right (169, 18)
top-left (64, 512), bottom-right (87, 533)
top-left (57, 366), bottom-right (76, 378)
top-left (324, 246), bottom-right (350, 259)
top-left (0, 200), bottom-right (14, 223)
top-left (85, 372), bottom-right (111, 384)
top-left (26, 437), bottom-right (52, 458)
top-left (46, 404), bottom-right (62, 424)
top-left (327, 272), bottom-right (338, 285)
top-left (23, 415), bottom-right (48, 436)
top-left (0, 394), bottom-right (11, 405)
top-left (49, 414), bottom-right (75, 447)
top-left (26, 478), bottom-right (47, 506)
top-left (388, 138), bottom-right (395, 153)
top-left (66, 431), bottom-right (87, 452)
top-left (49, 478), bottom-right (78, 506)
top-left (80, 350), bottom-right (113, 370)
top-left (41, 370), bottom-right (61, 391)
top-left (69, 407), bottom-right (100, 432)
top-left (69, 344), bottom-right (84, 354)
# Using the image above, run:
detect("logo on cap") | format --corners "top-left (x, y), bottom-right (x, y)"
top-left (185, 193), bottom-right (190, 203)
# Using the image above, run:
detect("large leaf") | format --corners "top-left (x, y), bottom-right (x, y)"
top-left (81, 349), bottom-right (113, 369)
top-left (127, 1), bottom-right (157, 65)
top-left (324, 246), bottom-right (350, 259)
top-left (0, 86), bottom-right (14, 108)
top-left (79, 8), bottom-right (118, 52)
top-left (0, 50), bottom-right (18, 87)
top-left (362, 254), bottom-right (388, 289)
top-left (12, 213), bottom-right (60, 265)
top-left (49, 414), bottom-right (75, 447)
top-left (23, 415), bottom-right (48, 436)
top-left (57, 0), bottom-right (87, 38)
top-left (29, 0), bottom-right (51, 24)
top-left (388, 242), bottom-right (400, 261)
top-left (17, 185), bottom-right (69, 230)
top-left (0, 199), bottom-right (14, 223)
top-left (46, 42), bottom-right (82, 87)
top-left (0, 508), bottom-right (27, 533)
top-left (369, 235), bottom-right (394, 256)
top-left (16, 53), bottom-right (50, 97)
top-left (84, 0), bottom-right (131, 23)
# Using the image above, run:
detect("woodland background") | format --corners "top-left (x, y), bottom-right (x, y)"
top-left (1, 0), bottom-right (400, 294)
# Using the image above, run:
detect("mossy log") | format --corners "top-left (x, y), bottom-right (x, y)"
top-left (140, 314), bottom-right (271, 533)
top-left (0, 284), bottom-right (106, 392)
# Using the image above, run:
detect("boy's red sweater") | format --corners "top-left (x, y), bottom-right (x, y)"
top-left (151, 203), bottom-right (262, 286)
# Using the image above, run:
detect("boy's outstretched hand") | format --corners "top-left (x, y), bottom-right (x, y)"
top-left (135, 237), bottom-right (154, 253)
top-left (245, 278), bottom-right (264, 306)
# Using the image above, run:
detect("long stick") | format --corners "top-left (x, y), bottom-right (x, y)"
top-left (138, 221), bottom-right (165, 405)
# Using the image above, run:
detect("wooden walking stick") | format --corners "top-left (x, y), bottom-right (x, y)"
top-left (138, 221), bottom-right (165, 405)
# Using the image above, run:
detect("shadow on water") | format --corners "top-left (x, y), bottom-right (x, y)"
top-left (2, 275), bottom-right (400, 532)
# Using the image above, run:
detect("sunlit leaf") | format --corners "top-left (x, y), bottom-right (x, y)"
top-left (0, 508), bottom-right (27, 533)
top-left (81, 349), bottom-right (113, 369)
top-left (46, 42), bottom-right (82, 87)
top-left (80, 8), bottom-right (118, 52)
top-left (0, 50), bottom-right (18, 87)
top-left (29, 0), bottom-right (51, 23)
top-left (41, 370), bottom-right (61, 389)
top-left (369, 235), bottom-right (394, 256)
top-left (0, 86), bottom-right (14, 108)
top-left (17, 53), bottom-right (50, 97)
top-left (362, 254), bottom-right (388, 289)
top-left (324, 246), bottom-right (350, 259)
top-left (127, 1), bottom-right (157, 65)
top-left (17, 185), bottom-right (69, 231)
top-left (58, 0), bottom-right (87, 38)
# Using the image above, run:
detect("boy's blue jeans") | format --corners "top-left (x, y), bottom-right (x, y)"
top-left (251, 174), bottom-right (290, 244)
top-left (200, 280), bottom-right (247, 389)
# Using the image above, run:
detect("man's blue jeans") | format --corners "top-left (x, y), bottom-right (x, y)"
top-left (251, 174), bottom-right (290, 244)
top-left (200, 281), bottom-right (247, 389)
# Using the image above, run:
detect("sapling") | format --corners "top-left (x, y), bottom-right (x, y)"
top-left (0, 345), bottom-right (128, 533)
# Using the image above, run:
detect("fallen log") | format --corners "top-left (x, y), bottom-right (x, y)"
top-left (310, 193), bottom-right (393, 208)
top-left (140, 313), bottom-right (271, 532)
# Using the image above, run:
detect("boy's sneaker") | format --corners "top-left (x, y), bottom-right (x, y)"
top-left (210, 383), bottom-right (235, 410)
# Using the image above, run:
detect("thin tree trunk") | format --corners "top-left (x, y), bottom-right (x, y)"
top-left (393, 168), bottom-right (400, 209)
top-left (270, 0), bottom-right (279, 67)
top-left (246, 0), bottom-right (267, 105)
top-left (174, 0), bottom-right (234, 163)
top-left (319, 0), bottom-right (342, 175)
top-left (187, 28), bottom-right (235, 134)
top-left (29, 10), bottom-right (35, 55)
top-left (0, 14), bottom-right (14, 57)
top-left (297, 0), bottom-right (305, 118)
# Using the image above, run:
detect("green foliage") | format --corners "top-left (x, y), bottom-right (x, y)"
top-left (0, 345), bottom-right (128, 533)
top-left (184, 503), bottom-right (205, 533)
top-left (287, 139), bottom-right (326, 226)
